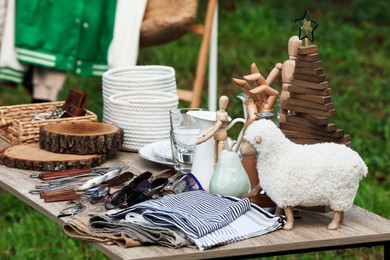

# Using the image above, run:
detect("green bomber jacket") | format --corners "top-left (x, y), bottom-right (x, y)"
top-left (14, 0), bottom-right (117, 77)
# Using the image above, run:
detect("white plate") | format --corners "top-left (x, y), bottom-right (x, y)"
top-left (139, 140), bottom-right (173, 166)
top-left (151, 140), bottom-right (172, 160)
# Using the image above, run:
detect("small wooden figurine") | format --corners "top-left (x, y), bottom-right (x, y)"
top-left (280, 36), bottom-right (301, 123)
top-left (196, 95), bottom-right (230, 165)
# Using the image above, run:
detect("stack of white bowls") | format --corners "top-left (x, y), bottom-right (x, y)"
top-left (102, 66), bottom-right (178, 151)
top-left (102, 65), bottom-right (176, 123)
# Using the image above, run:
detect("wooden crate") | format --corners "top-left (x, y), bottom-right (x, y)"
top-left (0, 102), bottom-right (97, 145)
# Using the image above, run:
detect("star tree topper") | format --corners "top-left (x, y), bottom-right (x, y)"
top-left (295, 11), bottom-right (318, 46)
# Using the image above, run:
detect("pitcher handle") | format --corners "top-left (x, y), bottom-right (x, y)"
top-left (227, 117), bottom-right (246, 130)
top-left (226, 118), bottom-right (246, 153)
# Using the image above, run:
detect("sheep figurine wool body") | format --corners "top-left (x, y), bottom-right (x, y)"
top-left (240, 119), bottom-right (368, 230)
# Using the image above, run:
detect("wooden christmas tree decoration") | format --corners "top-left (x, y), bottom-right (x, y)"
top-left (281, 11), bottom-right (351, 147)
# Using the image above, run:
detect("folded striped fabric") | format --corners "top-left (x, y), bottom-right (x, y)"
top-left (109, 191), bottom-right (252, 238)
top-left (89, 214), bottom-right (190, 248)
top-left (190, 197), bottom-right (285, 250)
top-left (109, 191), bottom-right (285, 250)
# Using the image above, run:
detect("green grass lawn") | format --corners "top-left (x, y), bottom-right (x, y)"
top-left (1, 0), bottom-right (389, 259)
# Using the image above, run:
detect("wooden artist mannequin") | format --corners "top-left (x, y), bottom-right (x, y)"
top-left (196, 95), bottom-right (229, 164)
top-left (240, 98), bottom-right (259, 189)
top-left (239, 38), bottom-right (302, 204)
top-left (232, 63), bottom-right (280, 196)
top-left (232, 37), bottom-right (302, 203)
top-left (280, 35), bottom-right (301, 123)
top-left (243, 62), bottom-right (281, 113)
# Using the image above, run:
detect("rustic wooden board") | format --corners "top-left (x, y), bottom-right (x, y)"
top-left (280, 122), bottom-right (344, 138)
top-left (281, 129), bottom-right (350, 143)
top-left (39, 121), bottom-right (123, 155)
top-left (297, 45), bottom-right (318, 55)
top-left (290, 93), bottom-right (331, 104)
top-left (294, 67), bottom-right (324, 76)
top-left (293, 73), bottom-right (326, 83)
top-left (295, 60), bottom-right (322, 69)
top-left (288, 85), bottom-right (332, 96)
top-left (297, 53), bottom-right (320, 62)
top-left (285, 115), bottom-right (336, 132)
top-left (0, 143), bottom-right (106, 171)
top-left (287, 98), bottom-right (334, 111)
top-left (282, 100), bottom-right (336, 117)
top-left (296, 113), bottom-right (329, 126)
top-left (292, 79), bottom-right (328, 90)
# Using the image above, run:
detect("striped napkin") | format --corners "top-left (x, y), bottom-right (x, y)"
top-left (109, 191), bottom-right (285, 250)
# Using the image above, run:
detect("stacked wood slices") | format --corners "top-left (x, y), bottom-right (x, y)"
top-left (0, 122), bottom-right (123, 171)
top-left (280, 45), bottom-right (351, 147)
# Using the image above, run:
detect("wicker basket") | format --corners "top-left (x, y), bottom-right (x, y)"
top-left (0, 102), bottom-right (98, 145)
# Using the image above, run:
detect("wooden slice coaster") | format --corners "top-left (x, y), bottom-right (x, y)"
top-left (0, 143), bottom-right (106, 171)
top-left (39, 121), bottom-right (123, 155)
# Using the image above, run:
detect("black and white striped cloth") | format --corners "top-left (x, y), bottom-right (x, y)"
top-left (190, 197), bottom-right (285, 250)
top-left (108, 191), bottom-right (285, 250)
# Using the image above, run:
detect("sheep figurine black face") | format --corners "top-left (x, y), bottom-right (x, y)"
top-left (240, 119), bottom-right (368, 230)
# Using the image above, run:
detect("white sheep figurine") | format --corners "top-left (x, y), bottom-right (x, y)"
top-left (240, 119), bottom-right (368, 230)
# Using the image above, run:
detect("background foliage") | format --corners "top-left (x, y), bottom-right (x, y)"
top-left (0, 0), bottom-right (389, 259)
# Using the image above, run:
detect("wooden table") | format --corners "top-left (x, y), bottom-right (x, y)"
top-left (0, 137), bottom-right (389, 260)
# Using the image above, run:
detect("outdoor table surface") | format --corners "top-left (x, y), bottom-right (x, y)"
top-left (0, 137), bottom-right (389, 260)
